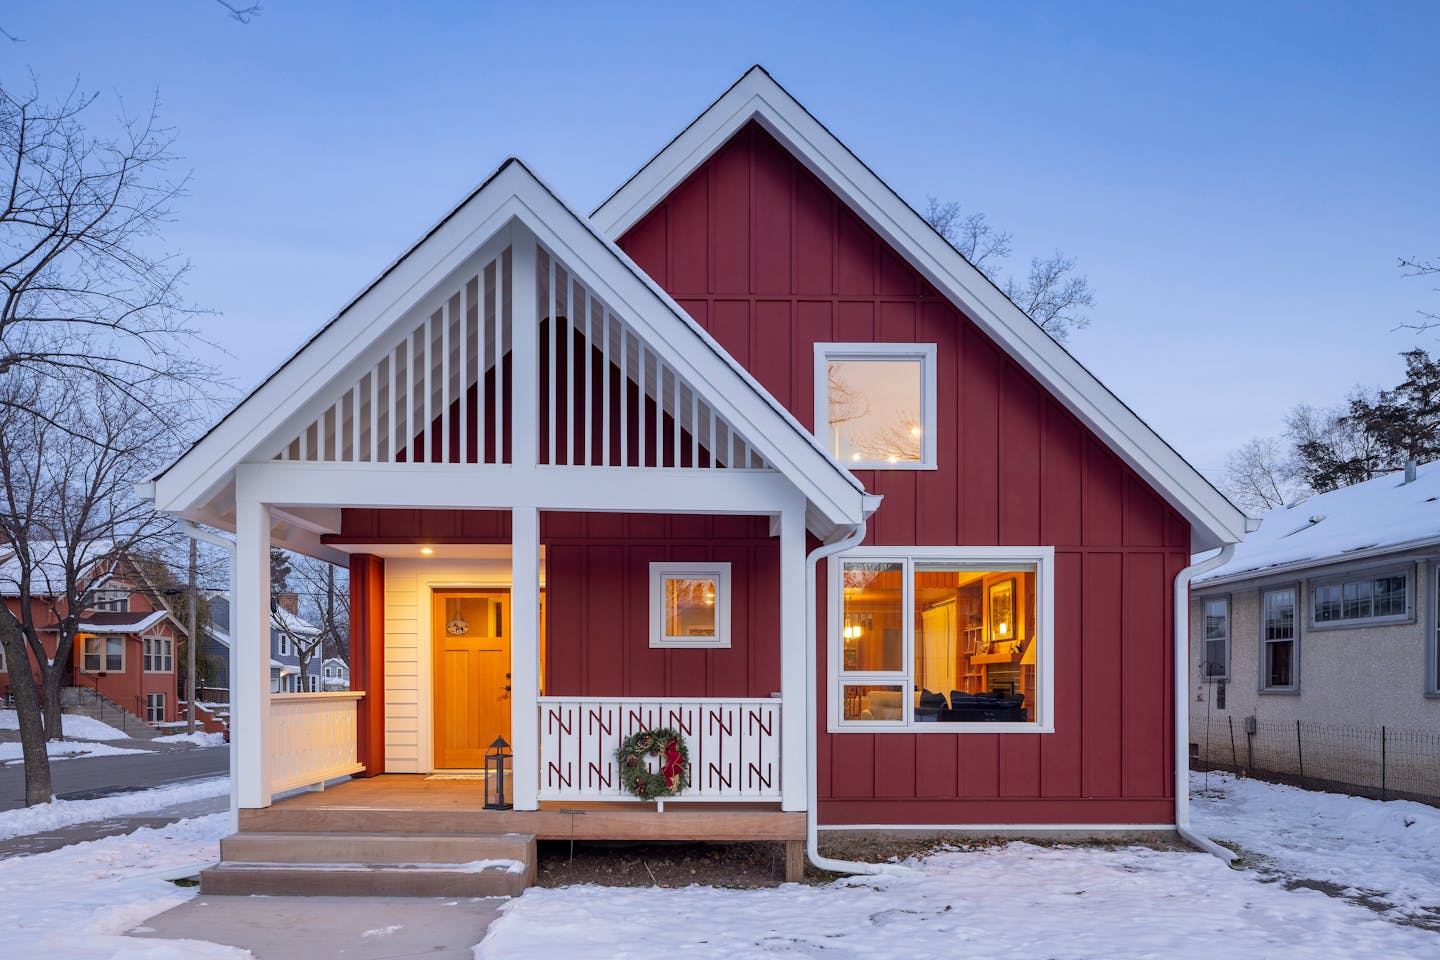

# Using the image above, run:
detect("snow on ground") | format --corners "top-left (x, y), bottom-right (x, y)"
top-left (0, 812), bottom-right (248, 959)
top-left (152, 731), bottom-right (227, 747)
top-left (0, 710), bottom-right (132, 741)
top-left (0, 740), bottom-right (148, 764)
top-left (0, 776), bottom-right (230, 841)
top-left (1192, 770), bottom-right (1440, 924)
top-left (476, 840), bottom-right (1440, 960)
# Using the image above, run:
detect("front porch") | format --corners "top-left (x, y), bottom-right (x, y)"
top-left (203, 774), bottom-right (807, 894)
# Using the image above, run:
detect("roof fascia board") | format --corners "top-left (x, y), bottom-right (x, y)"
top-left (592, 68), bottom-right (1247, 551)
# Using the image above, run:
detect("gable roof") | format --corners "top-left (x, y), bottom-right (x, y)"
top-left (592, 66), bottom-right (1252, 553)
top-left (150, 159), bottom-right (872, 541)
top-left (1195, 463), bottom-right (1440, 586)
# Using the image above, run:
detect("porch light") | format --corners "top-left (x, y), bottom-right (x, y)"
top-left (484, 736), bottom-right (513, 810)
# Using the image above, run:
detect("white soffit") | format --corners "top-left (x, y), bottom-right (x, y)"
top-left (592, 66), bottom-right (1250, 553)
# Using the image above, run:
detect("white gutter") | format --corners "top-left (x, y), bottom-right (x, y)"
top-left (183, 521), bottom-right (239, 832)
top-left (804, 519), bottom-right (908, 877)
top-left (1174, 542), bottom-right (1239, 865)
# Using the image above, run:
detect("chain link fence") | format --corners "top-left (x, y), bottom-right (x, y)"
top-left (1191, 713), bottom-right (1440, 806)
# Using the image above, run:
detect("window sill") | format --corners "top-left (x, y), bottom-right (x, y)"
top-left (845, 462), bottom-right (938, 472)
top-left (1307, 615), bottom-right (1414, 631)
top-left (1258, 688), bottom-right (1302, 696)
top-left (830, 723), bottom-right (1053, 735)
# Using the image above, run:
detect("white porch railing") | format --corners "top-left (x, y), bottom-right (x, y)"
top-left (538, 697), bottom-right (781, 802)
top-left (269, 692), bottom-right (366, 795)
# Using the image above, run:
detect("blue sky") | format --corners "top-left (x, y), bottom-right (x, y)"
top-left (3, 1), bottom-right (1436, 477)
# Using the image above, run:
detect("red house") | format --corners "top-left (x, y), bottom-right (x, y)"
top-left (148, 68), bottom-right (1249, 895)
top-left (0, 546), bottom-right (182, 727)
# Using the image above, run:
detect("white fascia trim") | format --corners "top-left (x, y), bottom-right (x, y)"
top-left (820, 822), bottom-right (1177, 832)
top-left (592, 67), bottom-right (1248, 553)
top-left (154, 161), bottom-right (866, 535)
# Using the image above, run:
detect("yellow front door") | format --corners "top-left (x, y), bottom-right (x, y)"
top-left (432, 589), bottom-right (511, 769)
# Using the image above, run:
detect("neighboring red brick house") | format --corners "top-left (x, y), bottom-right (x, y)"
top-left (0, 545), bottom-right (182, 726)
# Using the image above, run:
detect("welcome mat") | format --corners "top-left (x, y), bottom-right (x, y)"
top-left (424, 773), bottom-right (489, 781)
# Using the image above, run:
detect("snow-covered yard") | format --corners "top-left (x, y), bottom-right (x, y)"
top-left (0, 812), bottom-right (248, 959)
top-left (0, 709), bottom-right (132, 741)
top-left (0, 776), bottom-right (230, 841)
top-left (0, 772), bottom-right (1436, 959)
top-left (1192, 770), bottom-right (1440, 925)
top-left (0, 739), bottom-right (147, 764)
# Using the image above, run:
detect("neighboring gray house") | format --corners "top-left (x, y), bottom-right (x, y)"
top-left (1189, 461), bottom-right (1440, 800)
top-left (202, 592), bottom-right (329, 697)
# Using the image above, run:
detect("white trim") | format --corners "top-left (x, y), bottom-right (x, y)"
top-left (820, 822), bottom-right (1177, 832)
top-left (648, 561), bottom-right (731, 649)
top-left (591, 66), bottom-right (1247, 552)
top-left (826, 545), bottom-right (1056, 734)
top-left (813, 342), bottom-right (937, 470)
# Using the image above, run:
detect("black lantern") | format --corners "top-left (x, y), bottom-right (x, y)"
top-left (485, 736), bottom-right (513, 810)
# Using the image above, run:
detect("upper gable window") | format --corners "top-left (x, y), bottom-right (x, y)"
top-left (814, 344), bottom-right (937, 469)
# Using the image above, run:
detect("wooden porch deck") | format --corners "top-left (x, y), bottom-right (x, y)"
top-left (241, 775), bottom-right (807, 843)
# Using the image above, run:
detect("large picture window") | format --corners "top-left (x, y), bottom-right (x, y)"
top-left (1261, 587), bottom-right (1299, 692)
top-left (814, 344), bottom-right (937, 469)
top-left (832, 547), bottom-right (1054, 731)
top-left (1201, 596), bottom-right (1230, 680)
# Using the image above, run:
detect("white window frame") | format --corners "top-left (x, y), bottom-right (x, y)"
top-left (277, 632), bottom-right (292, 658)
top-left (828, 545), bottom-right (1055, 733)
top-left (142, 636), bottom-right (174, 673)
top-left (1308, 564), bottom-right (1413, 629)
top-left (1428, 561), bottom-right (1440, 698)
top-left (648, 561), bottom-right (732, 649)
top-left (1259, 585), bottom-right (1300, 694)
top-left (1200, 594), bottom-right (1230, 681)
top-left (83, 635), bottom-right (124, 673)
top-left (145, 692), bottom-right (165, 723)
top-left (0, 643), bottom-right (6, 672)
top-left (813, 342), bottom-right (938, 470)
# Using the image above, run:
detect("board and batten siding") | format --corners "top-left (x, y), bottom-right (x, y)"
top-left (618, 121), bottom-right (1192, 826)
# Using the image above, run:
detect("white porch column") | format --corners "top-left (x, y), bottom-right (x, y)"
top-left (778, 496), bottom-right (808, 811)
top-left (509, 228), bottom-right (542, 810)
top-left (233, 484), bottom-right (273, 808)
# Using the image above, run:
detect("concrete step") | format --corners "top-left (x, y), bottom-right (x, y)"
top-left (199, 861), bottom-right (530, 898)
top-left (220, 831), bottom-right (533, 866)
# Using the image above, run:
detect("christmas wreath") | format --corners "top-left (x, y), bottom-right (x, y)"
top-left (615, 727), bottom-right (690, 800)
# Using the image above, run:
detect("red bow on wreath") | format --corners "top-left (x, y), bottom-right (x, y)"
top-left (661, 737), bottom-right (685, 788)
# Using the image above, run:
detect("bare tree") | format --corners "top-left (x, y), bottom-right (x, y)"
top-left (1286, 394), bottom-right (1391, 493)
top-left (0, 373), bottom-right (180, 805)
top-left (1396, 255), bottom-right (1439, 332)
top-left (272, 554), bottom-right (350, 690)
top-left (1, 80), bottom-right (211, 421)
top-left (1222, 436), bottom-right (1303, 514)
top-left (924, 196), bottom-right (1095, 342)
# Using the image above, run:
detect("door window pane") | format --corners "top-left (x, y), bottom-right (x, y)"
top-left (840, 561), bottom-right (904, 673)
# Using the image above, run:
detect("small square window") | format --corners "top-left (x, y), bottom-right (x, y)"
top-left (649, 562), bottom-right (730, 648)
top-left (815, 344), bottom-right (937, 469)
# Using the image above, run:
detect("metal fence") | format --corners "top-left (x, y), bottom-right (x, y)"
top-left (1191, 714), bottom-right (1440, 806)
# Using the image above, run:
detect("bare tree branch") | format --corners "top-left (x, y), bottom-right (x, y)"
top-left (215, 1), bottom-right (262, 24)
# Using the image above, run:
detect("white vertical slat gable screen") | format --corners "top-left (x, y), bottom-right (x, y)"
top-left (274, 242), bottom-right (769, 471)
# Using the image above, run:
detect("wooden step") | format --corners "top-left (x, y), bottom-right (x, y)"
top-left (199, 861), bottom-right (530, 898)
top-left (220, 831), bottom-right (533, 865)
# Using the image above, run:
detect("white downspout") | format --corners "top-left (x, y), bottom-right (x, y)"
top-left (804, 518), bottom-right (907, 876)
top-left (1174, 542), bottom-right (1238, 865)
top-left (183, 522), bottom-right (239, 832)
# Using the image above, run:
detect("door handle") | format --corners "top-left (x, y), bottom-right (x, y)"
top-left (504, 685), bottom-right (512, 692)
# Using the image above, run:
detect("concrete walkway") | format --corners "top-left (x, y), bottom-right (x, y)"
top-left (131, 895), bottom-right (505, 959)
